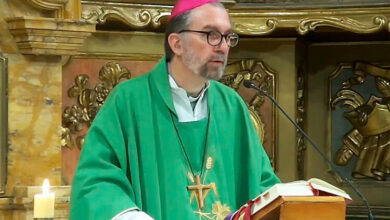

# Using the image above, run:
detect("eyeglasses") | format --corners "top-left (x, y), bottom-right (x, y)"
top-left (178, 30), bottom-right (239, 47)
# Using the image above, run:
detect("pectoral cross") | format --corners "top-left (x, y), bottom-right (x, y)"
top-left (187, 175), bottom-right (212, 210)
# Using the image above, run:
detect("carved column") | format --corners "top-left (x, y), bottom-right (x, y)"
top-left (0, 0), bottom-right (95, 218)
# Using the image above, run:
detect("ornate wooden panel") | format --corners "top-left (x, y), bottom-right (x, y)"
top-left (61, 58), bottom-right (157, 184)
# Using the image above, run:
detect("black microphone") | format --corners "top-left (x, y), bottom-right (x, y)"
top-left (243, 80), bottom-right (374, 220)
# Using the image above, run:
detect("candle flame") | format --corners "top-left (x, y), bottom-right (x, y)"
top-left (42, 179), bottom-right (50, 195)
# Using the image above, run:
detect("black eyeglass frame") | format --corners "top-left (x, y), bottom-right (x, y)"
top-left (178, 29), bottom-right (239, 47)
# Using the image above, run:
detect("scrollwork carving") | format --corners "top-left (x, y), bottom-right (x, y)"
top-left (82, 6), bottom-right (170, 30)
top-left (80, 3), bottom-right (390, 35)
top-left (228, 7), bottom-right (390, 36)
top-left (234, 19), bottom-right (278, 36)
top-left (297, 16), bottom-right (387, 35)
top-left (62, 62), bottom-right (131, 149)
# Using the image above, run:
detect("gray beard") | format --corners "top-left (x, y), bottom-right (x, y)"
top-left (183, 52), bottom-right (227, 81)
top-left (198, 59), bottom-right (226, 80)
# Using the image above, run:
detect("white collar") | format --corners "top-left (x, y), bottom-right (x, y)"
top-left (167, 64), bottom-right (209, 122)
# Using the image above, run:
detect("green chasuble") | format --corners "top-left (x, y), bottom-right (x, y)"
top-left (70, 57), bottom-right (280, 220)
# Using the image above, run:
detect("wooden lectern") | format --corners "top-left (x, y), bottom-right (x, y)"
top-left (251, 196), bottom-right (346, 220)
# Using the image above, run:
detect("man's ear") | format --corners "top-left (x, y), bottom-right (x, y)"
top-left (168, 33), bottom-right (183, 56)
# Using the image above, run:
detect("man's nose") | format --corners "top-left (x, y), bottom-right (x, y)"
top-left (214, 37), bottom-right (230, 54)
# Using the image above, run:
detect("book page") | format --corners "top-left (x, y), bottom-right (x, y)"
top-left (308, 178), bottom-right (352, 200)
top-left (308, 178), bottom-right (345, 193)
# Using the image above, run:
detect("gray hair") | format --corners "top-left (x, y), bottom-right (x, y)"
top-left (164, 2), bottom-right (225, 62)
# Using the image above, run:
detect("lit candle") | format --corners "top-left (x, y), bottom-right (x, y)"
top-left (34, 179), bottom-right (55, 219)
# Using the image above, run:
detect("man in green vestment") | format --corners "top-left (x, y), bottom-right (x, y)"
top-left (70, 0), bottom-right (280, 219)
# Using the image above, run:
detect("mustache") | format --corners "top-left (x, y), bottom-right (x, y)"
top-left (209, 54), bottom-right (227, 64)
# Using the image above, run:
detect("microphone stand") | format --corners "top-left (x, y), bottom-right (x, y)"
top-left (243, 80), bottom-right (374, 220)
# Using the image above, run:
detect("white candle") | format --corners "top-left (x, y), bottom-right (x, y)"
top-left (33, 179), bottom-right (55, 218)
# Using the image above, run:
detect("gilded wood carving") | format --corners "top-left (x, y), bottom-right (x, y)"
top-left (297, 16), bottom-right (387, 35)
top-left (80, 2), bottom-right (390, 36)
top-left (233, 19), bottom-right (278, 36)
top-left (232, 13), bottom-right (389, 36)
top-left (82, 6), bottom-right (170, 30)
top-left (331, 62), bottom-right (390, 181)
top-left (62, 62), bottom-right (131, 149)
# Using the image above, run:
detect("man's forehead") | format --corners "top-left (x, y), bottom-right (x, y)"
top-left (188, 5), bottom-right (231, 31)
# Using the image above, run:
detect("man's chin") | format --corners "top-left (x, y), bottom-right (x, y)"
top-left (203, 70), bottom-right (224, 80)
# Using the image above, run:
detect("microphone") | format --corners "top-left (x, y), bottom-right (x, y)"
top-left (243, 80), bottom-right (374, 220)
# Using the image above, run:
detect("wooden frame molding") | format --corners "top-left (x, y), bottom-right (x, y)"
top-left (81, 2), bottom-right (390, 36)
top-left (231, 7), bottom-right (390, 36)
top-left (27, 0), bottom-right (69, 19)
top-left (0, 54), bottom-right (7, 195)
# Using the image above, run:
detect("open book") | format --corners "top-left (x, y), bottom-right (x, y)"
top-left (250, 178), bottom-right (352, 215)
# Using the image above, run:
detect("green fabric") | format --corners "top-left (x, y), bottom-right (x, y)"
top-left (176, 117), bottom-right (208, 175)
top-left (70, 57), bottom-right (280, 220)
